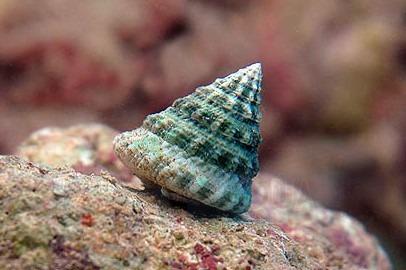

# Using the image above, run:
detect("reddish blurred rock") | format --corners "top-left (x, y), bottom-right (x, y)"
top-left (266, 124), bottom-right (403, 207)
top-left (0, 0), bottom-right (186, 110)
top-left (267, 122), bottom-right (406, 263)
top-left (0, 0), bottom-right (403, 127)
top-left (142, 1), bottom-right (262, 109)
top-left (0, 0), bottom-right (403, 141)
top-left (256, 0), bottom-right (404, 132)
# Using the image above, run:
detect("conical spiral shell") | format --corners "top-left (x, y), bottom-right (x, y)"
top-left (114, 63), bottom-right (263, 213)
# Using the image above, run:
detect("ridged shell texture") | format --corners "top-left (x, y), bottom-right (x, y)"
top-left (114, 63), bottom-right (263, 213)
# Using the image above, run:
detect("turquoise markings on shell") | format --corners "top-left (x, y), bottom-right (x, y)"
top-left (113, 63), bottom-right (263, 214)
top-left (129, 135), bottom-right (161, 156)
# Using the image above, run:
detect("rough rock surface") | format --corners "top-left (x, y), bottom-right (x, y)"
top-left (0, 155), bottom-right (318, 269)
top-left (17, 123), bottom-right (142, 190)
top-left (251, 175), bottom-right (391, 269)
top-left (3, 124), bottom-right (392, 269)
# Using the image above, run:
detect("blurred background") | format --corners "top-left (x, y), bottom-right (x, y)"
top-left (0, 0), bottom-right (404, 268)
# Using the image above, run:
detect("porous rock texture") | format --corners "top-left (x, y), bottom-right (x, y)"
top-left (16, 123), bottom-right (141, 189)
top-left (0, 124), bottom-right (392, 269)
top-left (251, 175), bottom-right (391, 269)
top-left (0, 155), bottom-right (317, 269)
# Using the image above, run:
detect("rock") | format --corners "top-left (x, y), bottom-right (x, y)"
top-left (251, 174), bottom-right (391, 270)
top-left (17, 123), bottom-right (142, 189)
top-left (1, 124), bottom-right (392, 269)
top-left (0, 155), bottom-right (320, 269)
top-left (267, 123), bottom-right (406, 255)
top-left (0, 0), bottom-right (186, 111)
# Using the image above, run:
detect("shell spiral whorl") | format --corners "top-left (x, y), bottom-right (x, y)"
top-left (113, 63), bottom-right (263, 214)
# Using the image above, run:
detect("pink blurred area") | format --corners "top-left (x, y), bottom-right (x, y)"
top-left (0, 0), bottom-right (405, 266)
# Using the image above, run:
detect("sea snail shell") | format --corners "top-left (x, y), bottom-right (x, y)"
top-left (113, 63), bottom-right (263, 214)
